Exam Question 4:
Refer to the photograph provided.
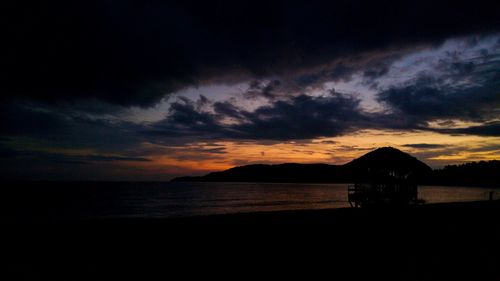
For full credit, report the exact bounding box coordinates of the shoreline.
[3,199,499,225]
[4,200,500,280]
[116,199,500,224]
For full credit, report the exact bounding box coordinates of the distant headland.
[172,147,499,187]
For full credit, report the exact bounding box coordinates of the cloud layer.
[3,0,500,106]
[1,1,500,179]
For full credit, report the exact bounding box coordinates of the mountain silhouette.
[172,147,433,183]
[343,146,432,182]
[430,160,500,186]
[345,147,431,173]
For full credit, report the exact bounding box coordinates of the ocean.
[1,181,496,222]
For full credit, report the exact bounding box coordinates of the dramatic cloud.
[402,144,448,149]
[435,122,500,137]
[0,148,150,165]
[146,90,366,140]
[0,100,146,153]
[377,81,499,131]
[378,77,499,122]
[229,93,365,139]
[3,0,500,106]
[1,1,500,179]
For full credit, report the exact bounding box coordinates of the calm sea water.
[2,182,497,221]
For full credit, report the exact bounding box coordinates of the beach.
[3,200,499,280]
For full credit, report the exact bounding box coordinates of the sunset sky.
[1,0,499,180]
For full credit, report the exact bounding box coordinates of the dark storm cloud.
[3,52,499,155]
[3,0,500,106]
[150,98,219,136]
[376,68,500,132]
[146,90,366,140]
[230,92,366,139]
[0,101,146,152]
[201,147,227,154]
[0,147,150,165]
[145,56,500,140]
[0,102,70,137]
[434,122,500,137]
[244,80,283,100]
[293,63,355,89]
[318,140,338,144]
[402,144,448,149]
[361,53,406,85]
[213,101,245,119]
[83,154,150,162]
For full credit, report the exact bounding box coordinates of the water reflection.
[4,182,497,220]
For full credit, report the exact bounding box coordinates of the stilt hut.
[348,169,418,207]
[345,147,429,208]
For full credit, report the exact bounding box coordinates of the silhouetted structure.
[346,147,425,207]
[348,171,419,208]
[347,147,431,207]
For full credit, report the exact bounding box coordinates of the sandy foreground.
[3,200,500,280]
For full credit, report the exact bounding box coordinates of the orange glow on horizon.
[137,129,500,176]
[4,130,498,178]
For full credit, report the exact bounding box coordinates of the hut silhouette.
[346,147,430,207]
[348,168,419,207]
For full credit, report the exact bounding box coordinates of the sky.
[1,0,500,180]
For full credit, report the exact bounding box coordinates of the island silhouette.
[172,146,499,186]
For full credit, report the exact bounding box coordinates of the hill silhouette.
[429,160,500,186]
[176,163,343,183]
[343,147,432,183]
[173,147,432,183]
[172,147,499,186]
[344,147,431,174]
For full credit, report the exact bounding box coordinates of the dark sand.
[3,201,500,280]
